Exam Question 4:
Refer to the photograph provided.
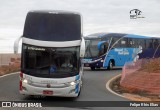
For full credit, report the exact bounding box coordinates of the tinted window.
[23,12,81,41]
[120,38,128,47]
[146,39,153,48]
[153,39,159,48]
[22,44,80,78]
[84,39,100,58]
[111,37,121,48]
[137,39,145,48]
[128,38,135,47]
[112,37,127,48]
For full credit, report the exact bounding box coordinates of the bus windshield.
[85,39,100,58]
[22,44,80,78]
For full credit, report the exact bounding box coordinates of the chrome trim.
[22,37,81,47]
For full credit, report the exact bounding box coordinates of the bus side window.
[132,38,139,48]
[120,38,127,48]
[146,39,153,48]
[138,39,145,49]
[153,39,159,48]
[112,37,120,48]
[128,38,136,48]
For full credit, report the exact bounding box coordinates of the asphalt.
[0,68,159,110]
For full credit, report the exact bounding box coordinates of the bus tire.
[96,67,101,69]
[78,87,81,97]
[75,84,81,98]
[90,67,95,70]
[108,60,114,70]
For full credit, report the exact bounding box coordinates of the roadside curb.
[106,74,160,101]
[106,74,126,99]
[0,72,19,78]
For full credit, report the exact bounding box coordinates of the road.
[0,68,158,110]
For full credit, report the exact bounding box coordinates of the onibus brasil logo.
[130,9,145,19]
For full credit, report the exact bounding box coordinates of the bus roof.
[28,10,80,15]
[84,32,159,39]
[125,34,151,39]
[84,33,127,39]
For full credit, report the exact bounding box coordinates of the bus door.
[97,41,109,67]
[97,41,108,56]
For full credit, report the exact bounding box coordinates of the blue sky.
[0,0,160,52]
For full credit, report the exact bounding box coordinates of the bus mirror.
[97,41,106,50]
[80,37,85,57]
[14,36,22,54]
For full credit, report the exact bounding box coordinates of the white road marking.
[106,74,127,99]
[0,72,19,78]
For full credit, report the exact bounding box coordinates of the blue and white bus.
[83,33,160,70]
[14,10,85,97]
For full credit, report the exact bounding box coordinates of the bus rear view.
[14,10,85,97]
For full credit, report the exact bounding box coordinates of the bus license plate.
[43,90,53,95]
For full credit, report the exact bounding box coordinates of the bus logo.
[130,9,145,19]
[50,66,56,73]
[46,84,51,88]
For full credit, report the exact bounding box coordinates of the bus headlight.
[65,80,79,86]
[23,79,28,84]
[101,60,104,62]
[70,81,76,86]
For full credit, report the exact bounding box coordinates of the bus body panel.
[103,47,142,67]
[20,73,81,97]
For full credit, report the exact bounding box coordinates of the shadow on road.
[24,95,78,101]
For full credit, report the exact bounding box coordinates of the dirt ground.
[111,77,160,101]
[114,58,160,101]
[139,58,160,73]
[0,65,20,76]
[0,53,20,76]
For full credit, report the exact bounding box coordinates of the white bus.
[14,10,85,97]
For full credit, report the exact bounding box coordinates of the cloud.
[0,0,160,51]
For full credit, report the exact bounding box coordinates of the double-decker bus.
[83,33,160,70]
[14,10,85,97]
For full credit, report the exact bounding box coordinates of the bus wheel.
[97,67,100,69]
[80,77,83,87]
[78,86,81,97]
[91,67,95,70]
[108,60,113,70]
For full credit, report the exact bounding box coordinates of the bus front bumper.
[20,82,79,97]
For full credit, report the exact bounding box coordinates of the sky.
[0,0,160,52]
